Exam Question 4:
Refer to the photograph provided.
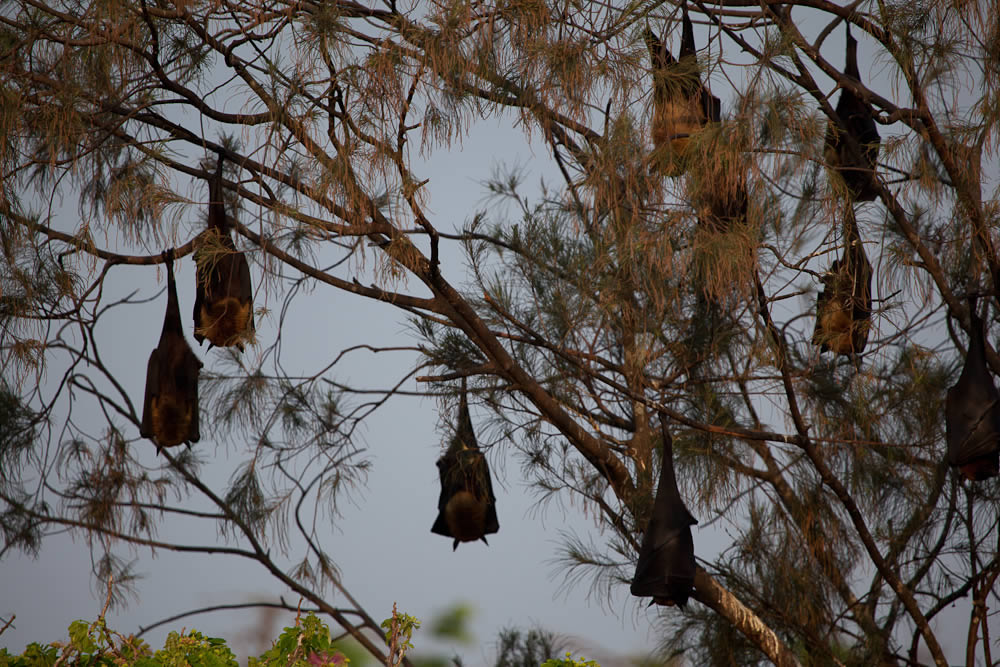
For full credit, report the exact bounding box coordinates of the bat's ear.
[451,539,459,551]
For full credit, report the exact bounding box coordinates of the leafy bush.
[540,653,599,667]
[0,611,603,667]
[0,613,346,667]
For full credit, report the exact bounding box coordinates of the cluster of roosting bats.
[136,4,1000,613]
[627,3,999,609]
[139,154,255,453]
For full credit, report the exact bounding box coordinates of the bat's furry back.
[630,422,697,607]
[644,5,719,178]
[824,28,881,201]
[140,249,202,452]
[946,306,1000,480]
[431,447,499,550]
[193,156,254,351]
[194,249,254,349]
[813,212,873,357]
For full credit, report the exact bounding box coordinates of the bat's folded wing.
[140,348,160,439]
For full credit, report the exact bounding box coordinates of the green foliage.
[146,630,237,667]
[381,606,420,666]
[250,614,348,667]
[0,614,349,667]
[0,617,152,667]
[540,652,600,667]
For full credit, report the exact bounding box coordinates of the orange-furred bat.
[824,26,881,202]
[141,249,203,453]
[193,154,254,351]
[431,380,499,550]
[645,2,720,177]
[813,206,872,356]
[631,417,697,607]
[946,299,1000,481]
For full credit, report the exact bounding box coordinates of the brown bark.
[693,568,802,667]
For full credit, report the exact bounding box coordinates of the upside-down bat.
[431,380,499,550]
[193,154,254,351]
[946,299,1000,481]
[824,25,881,202]
[644,1,721,177]
[812,206,873,356]
[140,248,203,453]
[630,417,697,607]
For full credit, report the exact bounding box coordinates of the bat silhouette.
[631,417,697,607]
[644,1,720,177]
[813,206,872,356]
[946,299,1000,481]
[141,248,203,453]
[193,154,254,351]
[824,25,881,202]
[431,380,499,550]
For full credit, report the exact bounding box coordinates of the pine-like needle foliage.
[1,0,998,665]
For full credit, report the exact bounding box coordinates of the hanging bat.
[431,379,499,550]
[824,25,881,202]
[193,153,254,351]
[644,1,721,177]
[631,417,697,607]
[141,248,203,453]
[946,299,1000,481]
[812,206,873,356]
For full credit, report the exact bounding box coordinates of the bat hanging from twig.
[824,24,881,202]
[946,297,1000,481]
[813,205,873,357]
[630,416,697,607]
[141,248,203,453]
[431,378,500,550]
[193,153,255,352]
[644,0,720,178]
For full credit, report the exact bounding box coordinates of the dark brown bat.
[645,1,720,177]
[141,248,203,453]
[631,418,697,607]
[946,299,1000,481]
[193,154,254,351]
[824,25,881,202]
[813,206,873,356]
[431,380,499,550]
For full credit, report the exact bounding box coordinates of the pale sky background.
[0,116,687,665]
[1,5,996,666]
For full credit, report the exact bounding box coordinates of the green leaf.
[67,620,98,654]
